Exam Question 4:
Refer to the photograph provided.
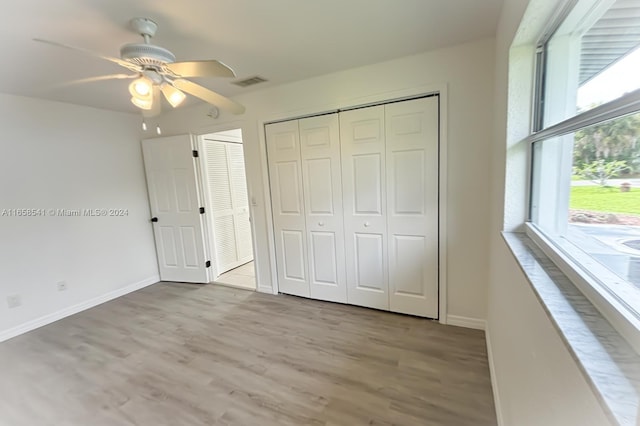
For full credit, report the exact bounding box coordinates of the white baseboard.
[0,275,160,343]
[257,285,274,294]
[485,326,505,426]
[446,314,487,330]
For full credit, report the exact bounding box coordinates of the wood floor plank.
[0,283,497,425]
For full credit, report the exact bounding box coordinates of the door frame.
[193,120,259,287]
[257,83,450,323]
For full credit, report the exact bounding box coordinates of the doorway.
[199,129,256,290]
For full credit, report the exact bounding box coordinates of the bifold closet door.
[299,114,347,303]
[266,121,309,297]
[339,105,389,310]
[267,97,439,317]
[386,97,439,318]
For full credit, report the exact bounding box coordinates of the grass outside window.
[570,186,640,216]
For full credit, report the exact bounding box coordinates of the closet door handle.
[364,222,370,227]
[318,222,325,227]
[151,217,158,223]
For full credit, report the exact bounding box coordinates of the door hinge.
[199,207,205,214]
[192,150,199,158]
[206,260,211,268]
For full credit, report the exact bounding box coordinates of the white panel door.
[386,97,439,318]
[266,121,309,297]
[142,135,209,283]
[339,106,388,310]
[201,140,254,276]
[299,114,347,303]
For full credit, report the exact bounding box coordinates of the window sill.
[502,231,640,426]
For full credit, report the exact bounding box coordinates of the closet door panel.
[306,158,333,214]
[281,230,306,281]
[386,96,439,318]
[266,121,309,297]
[354,232,385,291]
[228,143,253,264]
[309,231,338,284]
[353,153,383,215]
[340,106,388,310]
[299,114,347,303]
[275,162,303,214]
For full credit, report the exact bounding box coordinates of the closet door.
[227,143,254,265]
[203,141,238,275]
[386,96,439,318]
[266,121,309,297]
[339,106,389,310]
[299,114,347,303]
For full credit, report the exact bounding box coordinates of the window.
[529,0,640,350]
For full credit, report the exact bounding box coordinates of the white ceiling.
[0,0,503,114]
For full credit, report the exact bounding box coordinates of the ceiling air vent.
[232,76,268,88]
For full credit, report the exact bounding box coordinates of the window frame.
[526,0,640,353]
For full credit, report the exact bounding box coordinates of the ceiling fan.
[34,17,245,117]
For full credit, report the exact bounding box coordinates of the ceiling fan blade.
[143,86,162,118]
[33,38,142,73]
[173,79,245,115]
[53,74,137,88]
[165,60,236,78]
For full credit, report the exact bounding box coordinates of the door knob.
[364,222,370,227]
[318,222,325,227]
[151,217,158,223]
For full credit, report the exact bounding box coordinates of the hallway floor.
[213,261,255,290]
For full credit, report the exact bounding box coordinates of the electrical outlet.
[57,281,68,292]
[6,294,21,308]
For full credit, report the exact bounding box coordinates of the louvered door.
[201,140,253,276]
[227,143,254,265]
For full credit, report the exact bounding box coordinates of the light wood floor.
[0,283,497,426]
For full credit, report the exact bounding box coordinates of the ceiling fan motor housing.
[120,43,176,67]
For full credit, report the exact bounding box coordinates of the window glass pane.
[543,0,640,127]
[531,112,640,304]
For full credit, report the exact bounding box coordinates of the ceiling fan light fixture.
[130,96,153,110]
[35,17,245,116]
[161,83,186,108]
[129,77,153,99]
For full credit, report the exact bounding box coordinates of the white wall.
[0,93,159,340]
[487,0,613,424]
[156,37,496,323]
